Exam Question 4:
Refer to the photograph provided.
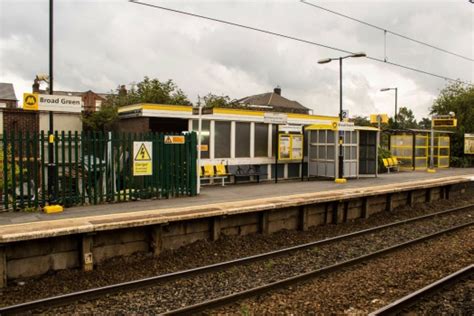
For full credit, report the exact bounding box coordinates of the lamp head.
[351,52,366,58]
[318,58,332,64]
[380,88,391,92]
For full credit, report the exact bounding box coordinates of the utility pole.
[48,0,55,204]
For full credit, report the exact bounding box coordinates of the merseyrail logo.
[23,93,39,111]
[133,141,153,176]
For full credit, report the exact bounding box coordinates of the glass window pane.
[236,122,250,157]
[255,123,268,157]
[318,145,326,159]
[351,146,357,159]
[215,121,231,158]
[327,146,335,159]
[318,130,326,143]
[327,131,335,143]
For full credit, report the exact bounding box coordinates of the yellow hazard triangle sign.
[135,143,151,161]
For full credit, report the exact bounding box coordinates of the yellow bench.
[200,164,232,186]
[382,157,401,173]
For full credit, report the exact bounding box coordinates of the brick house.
[0,83,18,109]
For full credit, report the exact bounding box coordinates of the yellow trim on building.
[118,103,339,122]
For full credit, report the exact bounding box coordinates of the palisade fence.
[0,131,197,211]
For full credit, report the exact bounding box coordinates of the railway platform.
[0,168,473,287]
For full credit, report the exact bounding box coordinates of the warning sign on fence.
[164,135,185,144]
[133,141,153,176]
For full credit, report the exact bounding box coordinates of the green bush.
[378,146,392,173]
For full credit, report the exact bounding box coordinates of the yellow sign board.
[133,141,153,176]
[433,118,457,128]
[278,134,304,160]
[23,93,39,111]
[198,144,209,152]
[465,134,474,154]
[164,135,185,144]
[370,114,388,124]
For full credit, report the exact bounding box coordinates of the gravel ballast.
[39,206,473,314]
[406,274,473,315]
[215,227,473,315]
[1,198,473,310]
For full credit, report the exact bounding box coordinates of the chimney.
[273,86,281,95]
[118,85,127,97]
[32,78,40,93]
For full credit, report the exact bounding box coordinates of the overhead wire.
[129,0,472,86]
[301,0,474,62]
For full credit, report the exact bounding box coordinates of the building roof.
[37,89,110,100]
[0,83,17,101]
[236,89,310,114]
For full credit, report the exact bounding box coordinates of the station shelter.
[306,123,379,179]
[386,129,452,170]
[117,104,339,181]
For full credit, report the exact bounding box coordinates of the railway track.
[369,264,473,316]
[0,204,473,315]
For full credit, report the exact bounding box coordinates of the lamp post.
[318,52,366,183]
[380,87,398,123]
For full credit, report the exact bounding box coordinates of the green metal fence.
[1,131,197,210]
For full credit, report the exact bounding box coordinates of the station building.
[118,88,379,181]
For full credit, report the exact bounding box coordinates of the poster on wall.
[278,134,291,160]
[291,135,303,160]
[464,134,474,154]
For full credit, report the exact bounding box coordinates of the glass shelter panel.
[215,121,231,158]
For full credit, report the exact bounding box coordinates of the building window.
[254,123,268,157]
[235,122,250,157]
[215,121,231,158]
[95,100,102,110]
[192,120,210,159]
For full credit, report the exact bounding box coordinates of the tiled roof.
[0,83,17,101]
[237,91,309,114]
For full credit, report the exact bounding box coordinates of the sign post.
[264,113,288,183]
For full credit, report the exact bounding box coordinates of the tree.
[431,81,474,159]
[389,106,418,129]
[81,77,192,131]
[198,93,235,108]
[350,115,371,126]
[81,101,118,132]
[418,117,431,130]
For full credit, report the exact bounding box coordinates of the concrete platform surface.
[1,168,473,243]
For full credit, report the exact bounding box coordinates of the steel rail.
[0,204,472,315]
[369,264,474,316]
[163,222,473,315]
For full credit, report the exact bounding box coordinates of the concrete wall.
[1,181,472,285]
[39,112,82,133]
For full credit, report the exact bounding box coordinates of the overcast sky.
[1,0,473,119]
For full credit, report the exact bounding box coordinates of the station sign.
[279,124,302,133]
[432,118,457,128]
[133,141,153,176]
[23,93,82,113]
[464,134,474,154]
[264,112,288,125]
[370,114,389,124]
[164,135,185,144]
[337,121,355,131]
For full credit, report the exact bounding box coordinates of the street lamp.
[318,52,366,183]
[380,87,398,123]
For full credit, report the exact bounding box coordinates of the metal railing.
[1,131,197,210]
